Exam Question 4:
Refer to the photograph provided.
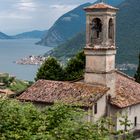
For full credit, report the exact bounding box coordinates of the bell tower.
[84,2,118,97]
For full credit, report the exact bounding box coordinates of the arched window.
[108,18,114,39]
[91,18,102,39]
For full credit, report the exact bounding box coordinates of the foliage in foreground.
[0,99,134,140]
[35,51,85,81]
[134,53,140,83]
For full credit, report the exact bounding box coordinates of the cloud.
[50,4,77,11]
[0,0,96,34]
[15,0,36,11]
[61,17,72,21]
[0,11,31,19]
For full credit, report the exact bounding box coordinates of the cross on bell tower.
[84,3,118,97]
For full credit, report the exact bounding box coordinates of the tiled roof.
[111,71,140,108]
[17,80,108,107]
[17,70,140,108]
[84,3,118,11]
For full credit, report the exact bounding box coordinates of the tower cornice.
[84,3,118,12]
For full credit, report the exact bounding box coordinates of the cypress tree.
[134,53,140,83]
[35,57,65,81]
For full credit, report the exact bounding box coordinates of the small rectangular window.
[134,116,137,127]
[94,103,97,114]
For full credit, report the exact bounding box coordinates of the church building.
[18,2,140,132]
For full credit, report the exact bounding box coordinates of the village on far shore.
[15,55,137,72]
[14,55,48,65]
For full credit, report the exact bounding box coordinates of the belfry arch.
[90,18,102,45]
[108,18,114,40]
[92,18,102,38]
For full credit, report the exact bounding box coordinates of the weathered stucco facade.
[84,3,118,98]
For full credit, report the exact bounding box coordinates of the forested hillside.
[45,32,85,62]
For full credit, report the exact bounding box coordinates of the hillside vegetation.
[0,73,29,95]
[44,32,85,62]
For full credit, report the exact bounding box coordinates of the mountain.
[0,30,47,40]
[13,30,47,39]
[107,0,125,5]
[45,0,140,76]
[44,32,85,62]
[116,0,140,65]
[37,0,124,47]
[37,3,90,47]
[0,32,12,39]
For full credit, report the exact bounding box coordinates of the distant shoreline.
[14,55,47,65]
[15,55,137,73]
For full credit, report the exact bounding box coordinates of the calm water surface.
[0,39,51,81]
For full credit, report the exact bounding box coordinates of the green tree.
[0,99,134,140]
[0,99,106,140]
[35,57,65,81]
[134,53,140,83]
[35,51,85,81]
[65,51,85,80]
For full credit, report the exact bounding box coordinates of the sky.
[0,0,96,35]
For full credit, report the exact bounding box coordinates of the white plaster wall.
[116,104,140,131]
[91,95,107,122]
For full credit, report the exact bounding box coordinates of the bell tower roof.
[84,2,118,12]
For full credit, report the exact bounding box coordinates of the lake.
[0,39,51,81]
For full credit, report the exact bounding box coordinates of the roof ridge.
[116,70,135,81]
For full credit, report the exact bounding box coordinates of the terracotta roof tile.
[110,71,140,108]
[17,80,108,107]
[17,70,140,108]
[84,3,118,11]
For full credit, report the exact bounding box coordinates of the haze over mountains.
[0,30,47,39]
[12,30,47,39]
[0,32,12,39]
